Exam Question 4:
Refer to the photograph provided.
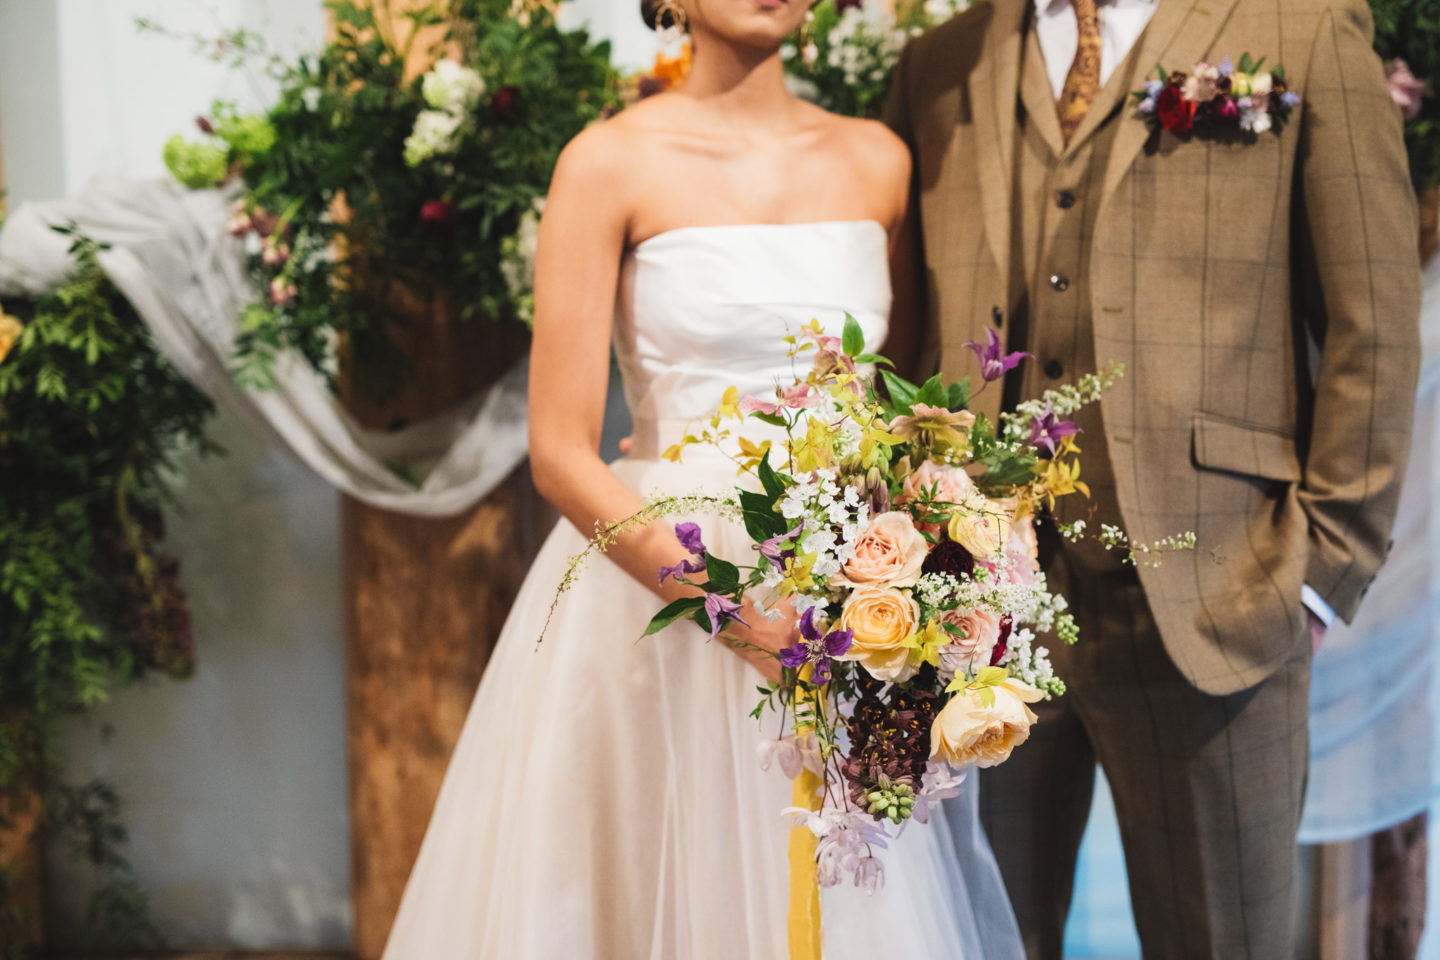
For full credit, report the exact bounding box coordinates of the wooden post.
[338,267,549,959]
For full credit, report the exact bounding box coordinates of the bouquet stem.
[787,680,824,960]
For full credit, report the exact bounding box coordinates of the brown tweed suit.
[886,0,1422,956]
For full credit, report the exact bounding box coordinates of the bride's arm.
[527,130,794,677]
[528,129,692,605]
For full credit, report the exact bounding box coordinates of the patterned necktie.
[1057,0,1103,143]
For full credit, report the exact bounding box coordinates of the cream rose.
[834,511,928,588]
[838,587,920,682]
[937,607,1002,675]
[947,498,1014,558]
[930,678,1044,768]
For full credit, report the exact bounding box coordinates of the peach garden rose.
[838,587,920,682]
[834,511,928,588]
[937,607,1003,675]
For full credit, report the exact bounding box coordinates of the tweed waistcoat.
[1007,17,1147,572]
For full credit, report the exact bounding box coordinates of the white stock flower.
[422,59,486,114]
[403,109,463,166]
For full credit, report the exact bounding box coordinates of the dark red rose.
[1155,84,1196,135]
[420,199,457,233]
[490,85,521,123]
[195,115,214,135]
[921,539,975,581]
[989,616,1013,667]
[836,0,863,10]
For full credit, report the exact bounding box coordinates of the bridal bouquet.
[624,319,1149,892]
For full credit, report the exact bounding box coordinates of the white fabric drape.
[0,175,529,517]
[1299,254,1440,843]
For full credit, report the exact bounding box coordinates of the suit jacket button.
[1049,273,1070,292]
[1056,190,1076,209]
[1044,360,1064,379]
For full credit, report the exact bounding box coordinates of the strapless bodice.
[614,220,891,451]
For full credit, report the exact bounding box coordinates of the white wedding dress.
[381,220,1024,959]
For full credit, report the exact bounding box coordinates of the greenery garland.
[160,0,618,387]
[0,229,215,949]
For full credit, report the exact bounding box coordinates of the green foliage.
[163,0,619,385]
[0,228,214,787]
[161,134,227,189]
[0,231,213,947]
[1369,0,1440,188]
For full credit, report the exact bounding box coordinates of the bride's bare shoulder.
[809,109,910,199]
[552,98,680,188]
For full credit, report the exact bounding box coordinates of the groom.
[886,0,1422,956]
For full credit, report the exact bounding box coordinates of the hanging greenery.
[158,0,619,387]
[1369,0,1440,189]
[0,228,216,947]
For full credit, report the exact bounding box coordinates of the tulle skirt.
[381,451,1024,959]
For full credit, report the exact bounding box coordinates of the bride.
[381,0,1024,956]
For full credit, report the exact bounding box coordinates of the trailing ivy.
[0,229,215,948]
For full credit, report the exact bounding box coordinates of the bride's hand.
[721,600,798,685]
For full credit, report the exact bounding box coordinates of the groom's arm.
[1293,0,1422,624]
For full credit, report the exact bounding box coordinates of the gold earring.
[799,7,817,63]
[655,0,688,47]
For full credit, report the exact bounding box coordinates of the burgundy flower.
[989,616,1013,667]
[420,199,457,233]
[490,85,521,123]
[921,539,975,581]
[195,115,214,135]
[836,0,863,10]
[1210,96,1240,125]
[1156,84,1196,135]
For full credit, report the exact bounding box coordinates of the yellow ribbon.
[786,675,824,960]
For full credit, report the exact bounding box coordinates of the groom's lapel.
[1099,0,1242,203]
[967,0,1028,296]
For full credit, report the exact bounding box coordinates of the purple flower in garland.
[779,607,854,684]
[963,329,1032,383]
[675,522,706,556]
[759,523,804,571]
[703,593,748,639]
[1029,406,1081,455]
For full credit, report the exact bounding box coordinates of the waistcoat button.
[1049,273,1069,292]
[1044,360,1064,379]
[1056,190,1076,209]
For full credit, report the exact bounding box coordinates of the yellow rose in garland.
[0,310,23,365]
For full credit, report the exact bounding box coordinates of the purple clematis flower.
[779,607,854,684]
[658,556,704,587]
[675,522,706,556]
[1029,406,1081,455]
[759,524,804,571]
[963,329,1032,383]
[703,593,748,639]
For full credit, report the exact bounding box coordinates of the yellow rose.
[1230,72,1252,97]
[0,311,23,365]
[839,587,919,682]
[947,497,1014,558]
[930,678,1044,768]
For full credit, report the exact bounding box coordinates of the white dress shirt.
[1032,0,1159,99]
[1031,0,1338,628]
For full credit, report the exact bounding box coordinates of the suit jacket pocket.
[1191,412,1303,483]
